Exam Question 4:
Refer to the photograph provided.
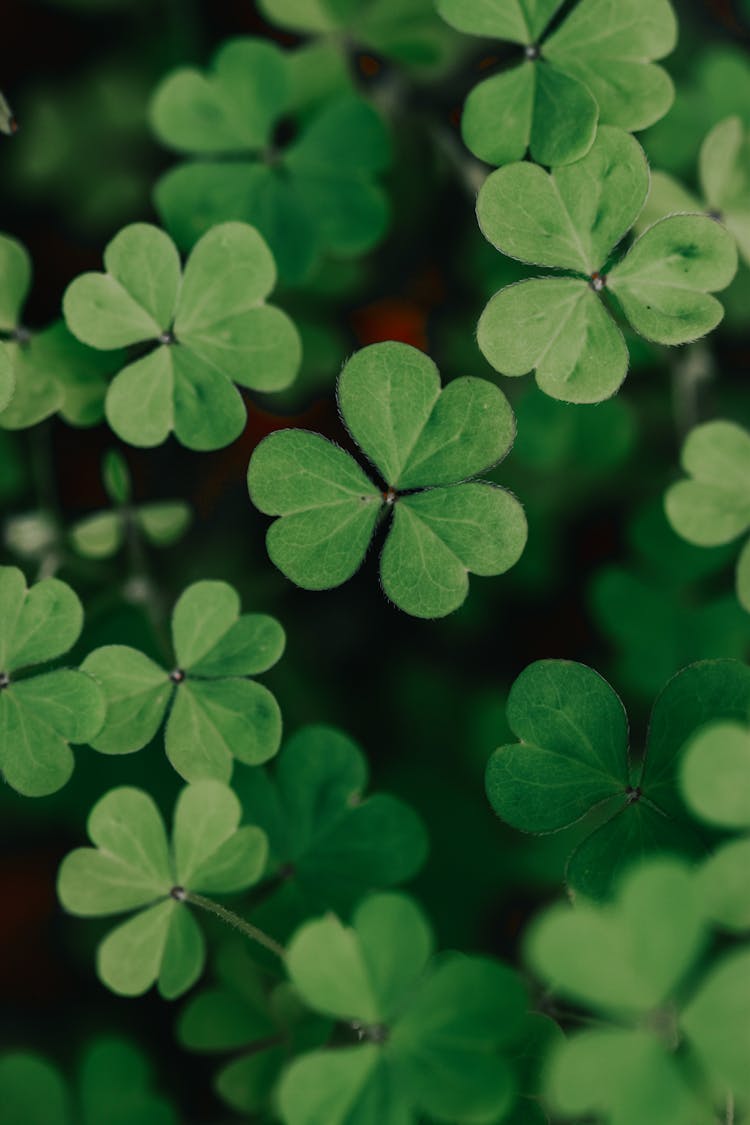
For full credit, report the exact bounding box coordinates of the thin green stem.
[726,1092,735,1125]
[181,890,286,960]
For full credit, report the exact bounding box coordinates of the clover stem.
[726,1092,735,1124]
[181,889,286,960]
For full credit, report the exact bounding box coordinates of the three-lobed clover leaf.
[233,724,429,917]
[638,116,750,266]
[57,780,268,998]
[680,719,750,932]
[0,565,105,797]
[665,419,750,614]
[149,38,391,285]
[247,341,527,618]
[0,232,118,429]
[526,858,740,1123]
[81,579,284,781]
[177,939,330,1116]
[476,127,738,403]
[438,0,677,167]
[63,221,301,451]
[279,892,528,1125]
[70,450,191,559]
[257,0,457,75]
[0,1038,177,1125]
[485,657,750,899]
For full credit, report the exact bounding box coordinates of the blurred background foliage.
[1,0,749,1120]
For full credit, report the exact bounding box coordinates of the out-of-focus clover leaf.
[438,0,676,167]
[57,780,268,997]
[666,421,750,614]
[0,565,105,797]
[0,1038,177,1125]
[177,939,330,1116]
[81,579,284,781]
[247,341,527,618]
[70,451,191,559]
[0,233,118,428]
[150,38,391,285]
[258,0,458,76]
[63,222,300,451]
[279,892,528,1124]
[233,724,428,916]
[526,858,734,1124]
[476,128,738,403]
[681,720,750,932]
[0,89,16,135]
[513,386,637,474]
[486,658,750,898]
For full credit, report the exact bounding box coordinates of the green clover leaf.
[257,0,457,75]
[665,419,750,614]
[279,892,528,1125]
[639,116,750,268]
[63,221,301,451]
[486,658,750,898]
[0,233,117,429]
[57,780,268,997]
[476,127,738,402]
[680,720,750,932]
[0,565,105,797]
[177,939,330,1116]
[233,724,429,917]
[247,341,527,618]
[149,38,391,284]
[527,858,721,1124]
[438,0,676,167]
[0,1039,177,1125]
[81,579,284,781]
[70,451,191,559]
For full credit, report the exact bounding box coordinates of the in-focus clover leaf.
[438,0,676,167]
[0,233,118,428]
[177,939,330,1116]
[680,720,750,932]
[485,658,750,898]
[476,128,738,402]
[57,780,268,997]
[526,858,726,1124]
[233,724,428,917]
[665,420,750,614]
[81,579,284,781]
[247,341,527,618]
[0,1038,178,1125]
[257,0,458,75]
[70,451,191,559]
[0,565,104,796]
[279,892,528,1125]
[63,222,301,450]
[150,38,391,284]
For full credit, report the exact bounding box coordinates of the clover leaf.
[0,89,15,135]
[526,858,731,1124]
[476,127,738,403]
[680,720,750,932]
[81,579,284,781]
[247,341,527,618]
[0,565,105,797]
[665,420,750,614]
[0,233,117,429]
[278,892,528,1125]
[177,939,330,1116]
[57,780,268,997]
[438,0,676,167]
[233,724,429,917]
[486,658,750,898]
[63,222,301,451]
[70,451,191,559]
[0,1039,177,1125]
[257,0,457,75]
[149,38,391,284]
